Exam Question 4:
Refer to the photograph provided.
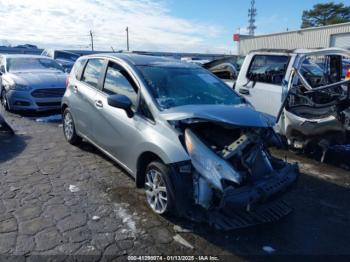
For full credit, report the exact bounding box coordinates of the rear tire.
[63,108,82,145]
[144,161,176,215]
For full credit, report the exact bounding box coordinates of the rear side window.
[81,59,104,88]
[73,59,86,80]
[247,55,289,85]
[103,62,138,107]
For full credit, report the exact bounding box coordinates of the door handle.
[95,100,103,108]
[72,85,78,92]
[239,88,250,95]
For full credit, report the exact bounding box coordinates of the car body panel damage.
[161,104,275,128]
[169,118,299,230]
[276,48,350,152]
[203,56,245,83]
[232,48,350,153]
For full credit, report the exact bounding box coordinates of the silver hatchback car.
[62,53,299,229]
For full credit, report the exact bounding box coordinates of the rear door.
[71,58,105,139]
[237,54,290,117]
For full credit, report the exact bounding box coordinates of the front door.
[92,60,140,167]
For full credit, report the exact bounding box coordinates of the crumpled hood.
[6,71,67,88]
[160,104,276,128]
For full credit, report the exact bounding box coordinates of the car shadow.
[0,132,28,164]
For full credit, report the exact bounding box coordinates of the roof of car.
[85,53,199,68]
[1,54,51,59]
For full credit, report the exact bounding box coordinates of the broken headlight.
[184,129,242,191]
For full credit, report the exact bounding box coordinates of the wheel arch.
[136,151,164,188]
[61,103,69,114]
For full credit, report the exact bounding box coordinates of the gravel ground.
[1,109,350,261]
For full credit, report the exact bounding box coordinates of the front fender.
[131,141,190,174]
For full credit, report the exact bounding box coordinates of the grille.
[31,88,65,98]
[36,102,61,107]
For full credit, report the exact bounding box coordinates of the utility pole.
[126,27,130,51]
[247,0,257,36]
[89,30,94,51]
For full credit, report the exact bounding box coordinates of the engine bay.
[180,121,296,210]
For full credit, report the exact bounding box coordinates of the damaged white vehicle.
[62,54,299,230]
[234,48,350,156]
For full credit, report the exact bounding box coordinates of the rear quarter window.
[81,59,104,88]
[72,58,87,80]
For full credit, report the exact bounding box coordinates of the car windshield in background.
[301,61,324,77]
[7,58,64,72]
[55,52,79,61]
[138,66,242,110]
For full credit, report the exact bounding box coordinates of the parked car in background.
[234,48,350,157]
[41,49,80,72]
[62,53,299,229]
[0,54,67,112]
[180,57,211,65]
[203,56,245,87]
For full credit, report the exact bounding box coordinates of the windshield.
[138,66,242,110]
[55,51,79,61]
[7,57,64,73]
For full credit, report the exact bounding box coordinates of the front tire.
[145,161,176,215]
[1,88,10,111]
[63,108,82,145]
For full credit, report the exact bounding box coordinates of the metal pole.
[126,27,130,51]
[89,30,94,51]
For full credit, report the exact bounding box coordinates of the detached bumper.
[167,161,299,230]
[205,163,299,230]
[221,163,299,210]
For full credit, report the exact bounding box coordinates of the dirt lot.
[1,109,350,261]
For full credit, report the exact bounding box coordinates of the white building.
[239,22,350,55]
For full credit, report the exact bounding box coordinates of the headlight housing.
[9,83,32,91]
[185,129,242,191]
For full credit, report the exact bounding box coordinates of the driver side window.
[103,61,138,108]
[247,55,289,85]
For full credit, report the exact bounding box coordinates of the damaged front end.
[277,48,350,152]
[165,109,299,229]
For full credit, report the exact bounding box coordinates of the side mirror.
[247,73,257,88]
[107,94,134,118]
[0,65,5,74]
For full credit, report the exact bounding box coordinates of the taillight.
[346,69,350,80]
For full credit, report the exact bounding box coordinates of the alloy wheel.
[145,168,168,214]
[63,111,74,140]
